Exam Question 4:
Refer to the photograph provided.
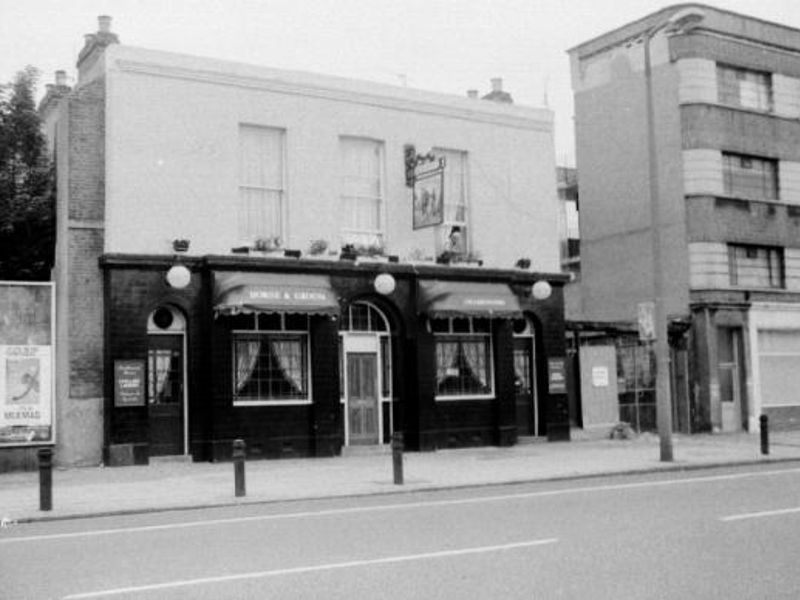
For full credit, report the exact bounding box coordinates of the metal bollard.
[760,414,769,456]
[37,447,53,511]
[233,439,246,497]
[391,431,404,485]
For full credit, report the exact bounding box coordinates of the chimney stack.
[98,15,112,33]
[481,77,513,104]
[55,70,67,87]
[467,89,479,99]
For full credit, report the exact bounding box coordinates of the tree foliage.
[0,66,55,281]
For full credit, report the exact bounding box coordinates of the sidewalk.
[2,431,800,524]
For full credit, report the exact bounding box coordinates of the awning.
[417,280,523,319]
[214,272,340,317]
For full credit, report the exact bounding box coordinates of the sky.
[1,0,798,165]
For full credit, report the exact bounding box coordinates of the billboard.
[0,282,55,446]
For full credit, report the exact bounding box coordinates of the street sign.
[638,301,656,342]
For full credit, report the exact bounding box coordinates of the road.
[2,463,800,599]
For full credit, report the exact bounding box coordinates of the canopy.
[213,272,340,317]
[417,279,523,319]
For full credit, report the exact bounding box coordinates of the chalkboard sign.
[114,360,145,407]
[547,357,567,394]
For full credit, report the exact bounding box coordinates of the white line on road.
[4,466,800,545]
[61,538,558,599]
[721,506,800,522]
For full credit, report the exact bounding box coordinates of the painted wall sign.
[114,360,146,407]
[547,357,567,394]
[0,282,55,446]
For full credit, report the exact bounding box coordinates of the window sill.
[234,399,312,407]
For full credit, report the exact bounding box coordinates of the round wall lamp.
[532,280,552,300]
[374,272,396,295]
[165,264,191,289]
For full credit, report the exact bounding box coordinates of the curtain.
[462,341,487,387]
[269,339,304,394]
[235,340,261,394]
[436,341,459,385]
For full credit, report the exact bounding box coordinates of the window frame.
[237,124,286,244]
[728,243,785,290]
[433,147,469,256]
[339,136,386,249]
[716,63,773,113]
[432,317,494,401]
[721,152,778,202]
[231,314,311,406]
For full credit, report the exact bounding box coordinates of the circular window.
[152,307,174,330]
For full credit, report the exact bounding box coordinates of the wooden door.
[147,334,184,456]
[347,353,379,445]
[513,338,536,436]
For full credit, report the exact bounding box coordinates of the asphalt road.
[2,463,800,599]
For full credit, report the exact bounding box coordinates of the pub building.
[39,17,570,468]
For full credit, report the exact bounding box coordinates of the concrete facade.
[569,4,800,433]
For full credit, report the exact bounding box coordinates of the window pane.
[233,334,308,401]
[716,65,772,112]
[729,245,784,288]
[723,153,777,200]
[238,126,284,241]
[381,336,391,397]
[341,138,383,246]
[435,336,492,397]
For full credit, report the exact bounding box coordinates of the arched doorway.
[147,305,187,456]
[513,317,539,437]
[339,301,393,446]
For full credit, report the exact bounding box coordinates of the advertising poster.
[0,283,54,446]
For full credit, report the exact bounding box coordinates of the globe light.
[165,264,191,289]
[374,273,396,295]
[532,280,552,300]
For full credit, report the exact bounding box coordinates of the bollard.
[391,431,404,485]
[233,439,246,497]
[760,414,769,456]
[37,447,53,511]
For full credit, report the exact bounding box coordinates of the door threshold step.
[341,445,391,457]
[150,454,193,464]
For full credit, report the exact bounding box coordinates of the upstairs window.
[722,153,777,201]
[728,244,784,289]
[238,125,285,244]
[340,137,384,250]
[434,148,469,256]
[717,64,772,112]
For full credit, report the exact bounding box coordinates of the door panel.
[513,338,535,436]
[718,327,743,432]
[148,334,184,455]
[347,353,379,445]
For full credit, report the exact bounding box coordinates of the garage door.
[758,330,800,408]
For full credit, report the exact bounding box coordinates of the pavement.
[2,430,800,524]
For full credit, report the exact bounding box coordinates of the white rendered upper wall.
[99,44,560,271]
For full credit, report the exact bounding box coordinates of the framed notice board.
[114,360,145,407]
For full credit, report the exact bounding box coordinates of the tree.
[0,66,55,281]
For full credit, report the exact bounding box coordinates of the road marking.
[721,506,800,522]
[61,538,558,598]
[4,466,800,545]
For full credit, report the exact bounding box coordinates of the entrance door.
[718,327,744,432]
[147,334,185,455]
[347,353,379,445]
[513,337,536,436]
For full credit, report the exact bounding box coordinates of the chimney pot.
[491,77,503,92]
[467,89,479,99]
[55,70,67,86]
[98,15,112,33]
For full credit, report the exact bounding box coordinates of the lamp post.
[643,8,705,462]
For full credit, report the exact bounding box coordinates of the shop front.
[102,255,568,466]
